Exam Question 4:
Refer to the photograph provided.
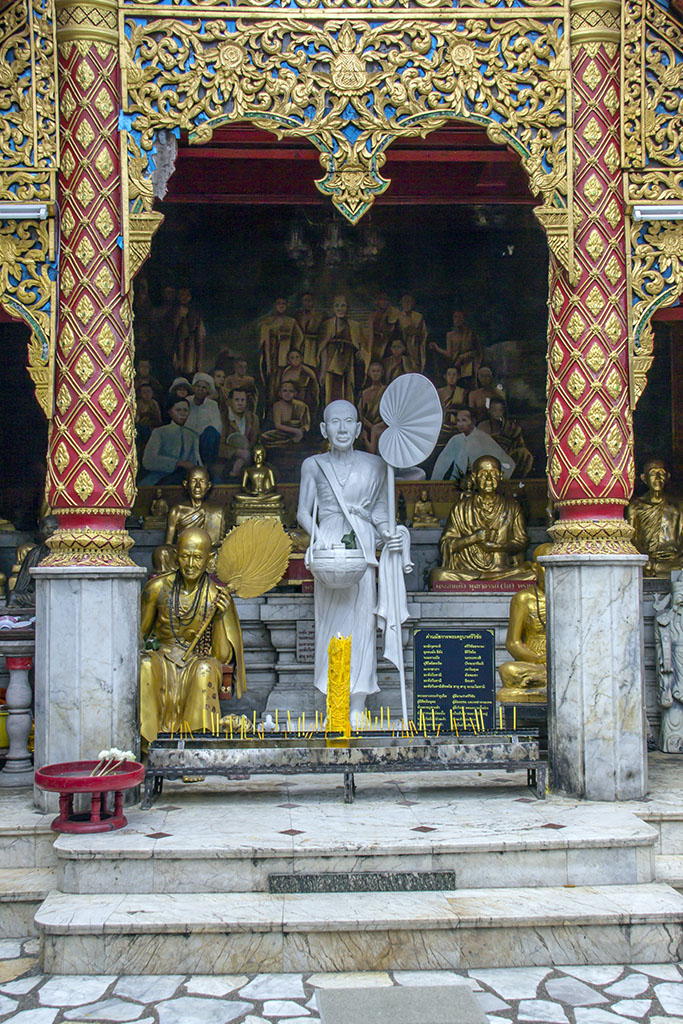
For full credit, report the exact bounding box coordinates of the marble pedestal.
[32,565,146,812]
[542,553,648,801]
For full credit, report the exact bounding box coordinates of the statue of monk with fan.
[140,520,291,744]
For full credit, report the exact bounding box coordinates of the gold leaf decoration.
[606,367,622,398]
[567,423,587,455]
[603,86,618,115]
[75,237,94,264]
[74,411,95,442]
[586,454,607,486]
[583,175,604,206]
[56,383,72,415]
[567,312,585,341]
[585,343,606,373]
[59,324,75,356]
[604,144,619,173]
[98,322,116,356]
[586,398,607,430]
[584,118,602,148]
[95,266,114,296]
[605,312,621,343]
[586,230,605,261]
[606,424,622,457]
[583,61,601,91]
[54,442,69,474]
[567,369,586,399]
[75,295,94,325]
[61,207,75,236]
[123,473,135,503]
[94,89,114,118]
[75,62,95,90]
[604,254,621,286]
[101,440,119,476]
[550,400,563,429]
[61,268,76,299]
[585,287,605,316]
[75,120,95,149]
[550,454,562,484]
[95,208,114,237]
[74,469,94,501]
[74,352,95,383]
[549,344,563,372]
[95,150,114,178]
[122,416,134,443]
[605,198,620,229]
[75,178,95,207]
[98,384,118,415]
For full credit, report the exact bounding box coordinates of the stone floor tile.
[114,975,184,1003]
[2,1011,58,1024]
[0,975,41,995]
[393,971,475,989]
[306,973,393,990]
[279,1018,319,1023]
[604,976,650,998]
[517,999,569,1023]
[0,957,36,983]
[544,977,608,1006]
[63,998,144,1021]
[242,1017,269,1024]
[185,976,248,997]
[655,984,683,1016]
[474,992,509,1013]
[633,965,682,981]
[574,1008,636,1024]
[560,967,624,986]
[240,976,306,1000]
[0,940,23,959]
[156,996,254,1024]
[0,993,18,1017]
[262,999,311,1017]
[609,999,651,1018]
[305,996,318,1012]
[468,969,552,1001]
[22,940,39,956]
[650,1017,683,1024]
[39,975,116,1006]
[487,1017,514,1024]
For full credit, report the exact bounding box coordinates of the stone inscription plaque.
[296,620,315,664]
[414,628,495,732]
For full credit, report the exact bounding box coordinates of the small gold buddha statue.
[497,543,552,704]
[0,518,16,533]
[626,459,683,577]
[412,488,439,528]
[144,488,169,529]
[152,466,226,574]
[233,443,284,525]
[429,455,534,585]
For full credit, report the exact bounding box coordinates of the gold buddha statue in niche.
[140,526,246,744]
[626,459,683,577]
[429,455,534,585]
[152,466,226,574]
[497,543,552,704]
[144,488,169,529]
[412,488,439,528]
[233,442,284,525]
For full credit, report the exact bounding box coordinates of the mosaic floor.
[0,939,681,1024]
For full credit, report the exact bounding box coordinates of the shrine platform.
[1,755,683,974]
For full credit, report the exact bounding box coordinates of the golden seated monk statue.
[497,543,552,704]
[152,466,226,573]
[429,455,534,585]
[626,459,683,577]
[412,488,439,528]
[140,527,246,744]
[144,488,169,529]
[233,442,284,525]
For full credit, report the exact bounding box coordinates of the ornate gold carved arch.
[120,2,574,287]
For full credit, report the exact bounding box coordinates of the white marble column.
[32,565,146,811]
[542,553,648,801]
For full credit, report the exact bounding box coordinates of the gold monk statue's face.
[643,460,668,495]
[177,532,211,586]
[473,457,502,497]
[185,468,211,502]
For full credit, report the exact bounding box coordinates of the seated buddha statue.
[152,466,226,574]
[429,455,534,585]
[626,459,683,577]
[497,543,552,704]
[233,442,284,525]
[412,488,439,528]
[144,488,169,529]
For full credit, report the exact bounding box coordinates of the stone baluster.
[0,648,35,787]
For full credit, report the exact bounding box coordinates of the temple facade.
[2,0,683,800]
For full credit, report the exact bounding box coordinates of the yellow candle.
[275,709,279,729]
[327,634,352,737]
[302,712,306,733]
[462,707,466,729]
[431,709,436,731]
[499,706,503,730]
[287,710,292,731]
[513,706,517,730]
[229,718,233,739]
[380,706,384,730]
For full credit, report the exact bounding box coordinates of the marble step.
[656,854,683,891]
[0,867,56,937]
[54,806,657,894]
[36,882,683,975]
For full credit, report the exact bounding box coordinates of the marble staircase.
[28,767,683,974]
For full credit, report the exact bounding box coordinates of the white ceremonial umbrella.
[378,374,443,723]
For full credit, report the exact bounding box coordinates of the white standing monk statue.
[298,381,442,725]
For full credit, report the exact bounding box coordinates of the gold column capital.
[570,0,621,47]
[55,0,117,46]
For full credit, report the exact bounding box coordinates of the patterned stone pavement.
[0,939,681,1024]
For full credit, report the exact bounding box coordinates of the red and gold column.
[546,0,635,553]
[46,0,136,565]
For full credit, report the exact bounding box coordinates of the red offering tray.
[35,760,145,834]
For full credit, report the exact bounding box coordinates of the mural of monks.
[259,297,304,404]
[395,293,427,372]
[318,294,368,405]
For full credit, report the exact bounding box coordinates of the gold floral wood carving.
[123,12,570,227]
